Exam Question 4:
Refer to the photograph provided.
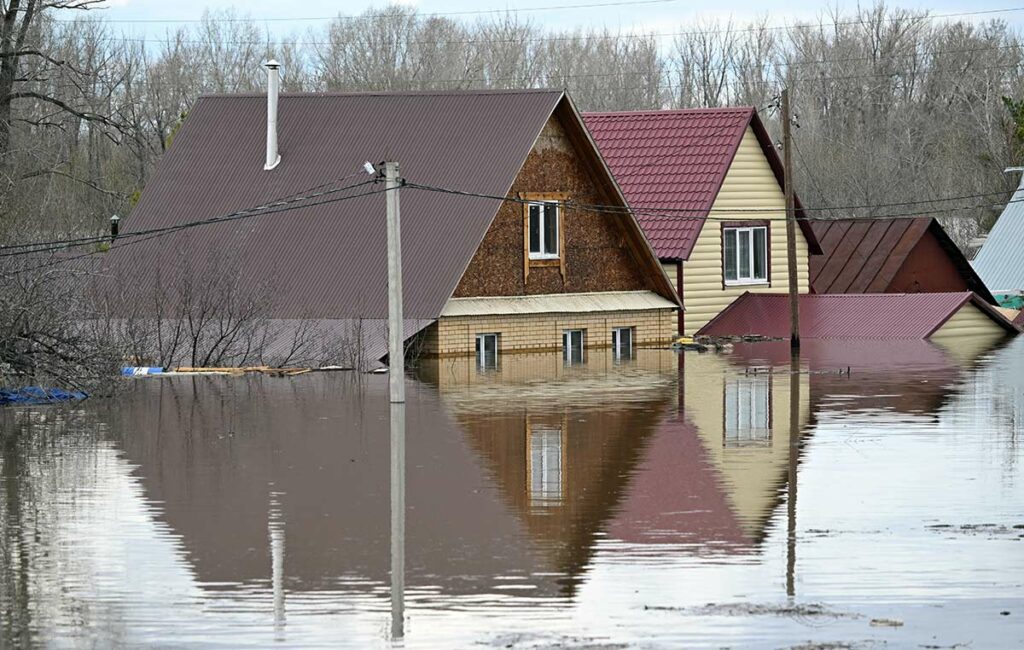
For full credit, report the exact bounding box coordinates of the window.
[475,333,499,370]
[724,226,768,285]
[563,329,585,366]
[528,202,559,259]
[528,424,563,506]
[724,376,771,447]
[612,327,634,362]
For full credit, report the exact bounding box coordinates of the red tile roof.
[809,217,997,304]
[696,292,1020,339]
[584,107,819,261]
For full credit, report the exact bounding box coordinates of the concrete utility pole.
[781,89,801,349]
[384,161,405,403]
[385,161,406,637]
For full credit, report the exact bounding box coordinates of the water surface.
[2,340,1023,648]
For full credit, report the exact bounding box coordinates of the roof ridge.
[584,106,754,118]
[198,88,565,99]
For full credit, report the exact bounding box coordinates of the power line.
[57,0,681,24]
[3,171,1018,274]
[402,180,1016,221]
[0,175,379,258]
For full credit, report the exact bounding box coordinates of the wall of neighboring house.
[889,230,970,294]
[419,308,674,357]
[680,126,810,336]
[681,352,810,539]
[931,302,1007,341]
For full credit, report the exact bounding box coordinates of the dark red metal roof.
[809,217,996,303]
[584,107,819,261]
[106,90,565,348]
[696,292,1020,339]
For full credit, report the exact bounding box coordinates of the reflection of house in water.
[607,350,810,549]
[108,339,992,609]
[425,348,810,586]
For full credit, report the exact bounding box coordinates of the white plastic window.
[528,202,559,259]
[724,226,768,285]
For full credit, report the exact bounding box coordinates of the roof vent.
[264,59,281,171]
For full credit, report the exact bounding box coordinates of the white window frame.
[528,201,560,260]
[562,328,585,366]
[611,326,634,362]
[723,225,769,286]
[724,376,771,447]
[475,332,499,370]
[528,424,564,506]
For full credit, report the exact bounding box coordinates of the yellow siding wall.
[661,261,681,292]
[931,302,1004,340]
[681,126,810,335]
[420,309,676,357]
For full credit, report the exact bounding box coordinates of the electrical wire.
[402,180,1019,221]
[1,183,393,276]
[0,176,380,258]
[56,0,682,23]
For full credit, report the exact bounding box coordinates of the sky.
[85,0,1024,39]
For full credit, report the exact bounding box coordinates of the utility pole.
[384,161,405,403]
[385,161,406,638]
[781,88,801,349]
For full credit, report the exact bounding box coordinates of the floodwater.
[2,338,1023,649]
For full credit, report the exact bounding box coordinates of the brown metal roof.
[809,217,996,303]
[696,292,1020,339]
[107,89,565,334]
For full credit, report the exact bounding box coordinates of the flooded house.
[973,168,1024,310]
[809,217,996,303]
[584,107,822,336]
[696,292,1020,354]
[109,67,678,369]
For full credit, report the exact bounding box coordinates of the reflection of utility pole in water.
[269,490,286,637]
[390,403,406,640]
[786,352,801,597]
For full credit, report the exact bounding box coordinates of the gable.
[809,218,996,303]
[453,104,677,302]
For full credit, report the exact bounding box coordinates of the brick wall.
[420,308,676,357]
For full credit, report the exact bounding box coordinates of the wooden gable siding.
[453,113,654,298]
[680,126,810,336]
[889,229,970,294]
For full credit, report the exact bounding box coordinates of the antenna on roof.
[264,59,282,171]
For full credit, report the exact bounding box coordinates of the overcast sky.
[89,0,1024,37]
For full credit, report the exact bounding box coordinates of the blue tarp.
[0,387,89,406]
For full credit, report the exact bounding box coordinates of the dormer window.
[528,201,559,259]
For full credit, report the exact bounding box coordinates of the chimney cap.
[264,59,281,69]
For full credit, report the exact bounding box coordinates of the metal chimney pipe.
[264,59,281,171]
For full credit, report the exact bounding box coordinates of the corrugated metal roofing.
[106,89,565,356]
[974,178,1024,293]
[696,292,1018,339]
[809,217,996,303]
[583,107,819,261]
[440,290,677,317]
